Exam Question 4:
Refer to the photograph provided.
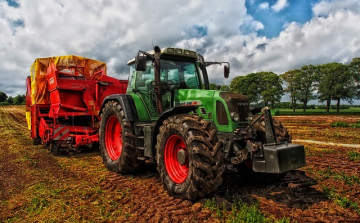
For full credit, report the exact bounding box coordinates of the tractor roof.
[127,47,198,65]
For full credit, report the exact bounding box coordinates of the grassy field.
[273,107,360,116]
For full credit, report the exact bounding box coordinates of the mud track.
[1,107,359,222]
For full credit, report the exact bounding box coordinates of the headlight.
[247,112,253,124]
[230,112,240,122]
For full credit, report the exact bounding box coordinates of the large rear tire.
[99,100,144,173]
[156,114,224,201]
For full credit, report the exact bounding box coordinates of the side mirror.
[224,66,230,78]
[135,55,147,71]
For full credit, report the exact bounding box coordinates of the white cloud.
[226,7,360,78]
[0,0,360,95]
[247,0,255,6]
[0,0,253,95]
[259,2,269,10]
[271,0,288,12]
[312,0,360,16]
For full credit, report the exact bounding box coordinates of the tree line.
[216,57,360,113]
[0,92,26,105]
[1,57,359,111]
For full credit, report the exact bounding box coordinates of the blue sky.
[245,0,318,38]
[5,0,17,7]
[0,0,359,104]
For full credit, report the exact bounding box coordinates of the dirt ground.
[0,106,359,222]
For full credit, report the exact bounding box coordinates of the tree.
[0,91,7,102]
[317,64,336,112]
[281,69,302,112]
[298,65,318,112]
[230,73,261,103]
[13,94,26,105]
[209,83,218,90]
[331,64,357,112]
[220,85,230,91]
[7,96,13,104]
[209,83,229,91]
[349,57,360,99]
[317,63,357,113]
[258,72,283,108]
[230,72,283,108]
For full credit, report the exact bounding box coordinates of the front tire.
[99,100,144,173]
[156,114,224,201]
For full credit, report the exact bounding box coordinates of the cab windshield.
[133,59,203,90]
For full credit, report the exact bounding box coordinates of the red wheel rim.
[105,116,122,160]
[164,135,189,184]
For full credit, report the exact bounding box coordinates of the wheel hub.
[177,149,188,166]
[105,115,122,161]
[164,135,189,184]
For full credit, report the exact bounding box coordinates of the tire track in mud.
[99,171,213,222]
[0,106,212,222]
[220,169,360,222]
[0,106,27,137]
[0,106,33,201]
[0,106,81,202]
[7,108,26,125]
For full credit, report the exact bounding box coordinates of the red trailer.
[26,55,127,154]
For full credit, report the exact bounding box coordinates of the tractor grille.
[219,92,249,122]
[216,100,228,125]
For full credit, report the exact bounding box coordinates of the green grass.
[203,198,291,223]
[348,151,360,161]
[316,166,360,186]
[330,121,360,128]
[331,121,350,127]
[322,186,360,215]
[273,107,360,116]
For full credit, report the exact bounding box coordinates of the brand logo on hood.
[175,100,202,106]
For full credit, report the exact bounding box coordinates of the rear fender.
[100,94,139,122]
[152,106,198,154]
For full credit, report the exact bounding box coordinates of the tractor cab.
[126,47,229,119]
[128,57,204,117]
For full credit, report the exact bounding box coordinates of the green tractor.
[99,46,306,200]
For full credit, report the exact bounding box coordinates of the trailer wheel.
[156,114,224,201]
[99,100,143,173]
[50,143,62,156]
[33,138,41,145]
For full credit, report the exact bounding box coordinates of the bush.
[0,101,10,106]
[274,102,292,109]
[331,121,350,127]
[317,105,350,109]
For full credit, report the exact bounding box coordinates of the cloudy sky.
[1,0,360,96]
